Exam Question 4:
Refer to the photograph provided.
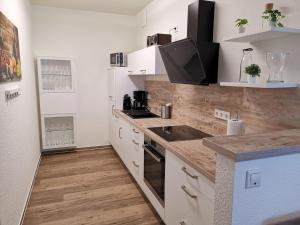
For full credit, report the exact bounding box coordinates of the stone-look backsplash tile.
[145,80,300,135]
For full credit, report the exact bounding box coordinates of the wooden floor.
[23,148,164,225]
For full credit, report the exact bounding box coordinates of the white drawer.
[165,151,215,225]
[131,126,143,143]
[180,163,215,202]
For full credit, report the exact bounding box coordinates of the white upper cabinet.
[127,45,167,76]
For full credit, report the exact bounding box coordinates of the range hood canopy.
[159,0,219,85]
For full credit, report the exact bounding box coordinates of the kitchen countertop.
[115,110,216,183]
[203,129,300,161]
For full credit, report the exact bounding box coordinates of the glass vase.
[266,52,289,83]
[239,48,253,83]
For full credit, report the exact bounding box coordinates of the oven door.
[143,144,165,205]
[110,53,120,66]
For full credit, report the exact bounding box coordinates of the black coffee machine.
[132,91,147,110]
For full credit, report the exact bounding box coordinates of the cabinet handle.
[118,127,122,139]
[112,104,115,115]
[181,185,197,199]
[132,128,139,134]
[132,161,139,168]
[132,140,139,146]
[140,69,146,73]
[179,221,186,225]
[182,167,198,179]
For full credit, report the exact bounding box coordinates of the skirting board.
[19,154,42,225]
[42,145,113,155]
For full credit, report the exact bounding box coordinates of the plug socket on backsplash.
[214,109,231,121]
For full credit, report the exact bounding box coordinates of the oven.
[143,135,165,206]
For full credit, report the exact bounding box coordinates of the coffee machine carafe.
[133,91,147,110]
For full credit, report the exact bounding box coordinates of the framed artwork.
[0,11,21,82]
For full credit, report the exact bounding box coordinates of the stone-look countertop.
[203,129,300,161]
[115,110,216,183]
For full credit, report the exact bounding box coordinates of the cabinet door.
[109,101,116,146]
[127,46,166,76]
[127,51,138,75]
[108,68,115,100]
[37,57,75,93]
[41,114,77,151]
[118,118,132,168]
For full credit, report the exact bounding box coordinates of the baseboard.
[42,145,113,155]
[19,154,42,225]
[75,145,112,151]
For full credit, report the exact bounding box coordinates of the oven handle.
[143,145,162,162]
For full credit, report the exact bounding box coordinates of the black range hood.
[159,0,219,85]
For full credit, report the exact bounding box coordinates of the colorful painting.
[0,11,21,82]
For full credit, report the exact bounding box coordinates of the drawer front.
[181,183,214,225]
[165,151,214,225]
[131,126,143,143]
[180,164,215,202]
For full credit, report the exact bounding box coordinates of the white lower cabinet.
[165,151,215,225]
[112,116,214,225]
[113,116,144,186]
[129,125,144,187]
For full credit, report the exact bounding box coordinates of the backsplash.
[145,80,300,135]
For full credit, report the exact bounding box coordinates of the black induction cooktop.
[122,110,160,119]
[148,125,212,142]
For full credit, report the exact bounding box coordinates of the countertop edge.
[203,132,300,162]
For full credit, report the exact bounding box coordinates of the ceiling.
[30,0,152,15]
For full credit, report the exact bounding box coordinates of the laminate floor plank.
[23,148,164,225]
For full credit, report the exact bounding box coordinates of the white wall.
[232,153,300,225]
[32,6,137,147]
[215,153,300,225]
[136,0,300,83]
[0,0,41,224]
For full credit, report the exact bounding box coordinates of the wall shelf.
[220,82,298,89]
[223,27,300,43]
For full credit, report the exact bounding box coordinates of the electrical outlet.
[214,109,230,121]
[169,25,178,34]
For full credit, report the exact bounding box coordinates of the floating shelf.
[223,27,300,43]
[220,82,298,89]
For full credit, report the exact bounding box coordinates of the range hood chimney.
[187,0,215,43]
[159,0,219,85]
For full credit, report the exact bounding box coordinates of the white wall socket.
[214,109,231,121]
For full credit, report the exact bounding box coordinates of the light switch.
[246,169,261,189]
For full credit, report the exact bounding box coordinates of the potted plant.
[245,64,261,83]
[262,9,285,27]
[235,18,248,33]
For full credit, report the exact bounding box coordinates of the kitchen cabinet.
[37,57,78,152]
[127,46,167,76]
[116,117,131,168]
[129,125,144,186]
[165,151,215,225]
[113,116,145,187]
